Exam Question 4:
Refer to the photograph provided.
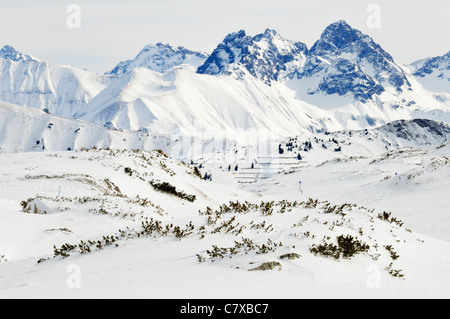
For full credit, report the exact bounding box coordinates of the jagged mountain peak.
[140,42,201,55]
[254,28,307,52]
[0,45,38,63]
[220,28,292,47]
[310,20,392,60]
[197,28,308,84]
[223,30,248,41]
[106,43,208,76]
[300,20,410,102]
[262,28,278,36]
[315,20,364,50]
[0,23,447,138]
[254,28,283,40]
[197,22,410,101]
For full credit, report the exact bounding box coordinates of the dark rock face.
[301,20,410,102]
[197,29,308,85]
[315,58,384,101]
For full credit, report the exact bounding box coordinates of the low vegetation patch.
[34,183,412,280]
[149,180,196,202]
[377,211,404,227]
[52,218,197,259]
[310,235,370,260]
[197,238,283,263]
[386,263,405,279]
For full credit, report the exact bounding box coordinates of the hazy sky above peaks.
[1,0,449,73]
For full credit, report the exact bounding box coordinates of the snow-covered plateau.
[0,119,449,298]
[0,20,449,299]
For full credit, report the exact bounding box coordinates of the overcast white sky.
[0,0,449,73]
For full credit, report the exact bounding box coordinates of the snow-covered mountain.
[197,29,308,85]
[75,22,449,133]
[197,21,411,103]
[0,100,174,153]
[298,20,411,102]
[75,66,336,134]
[0,22,449,139]
[378,118,450,146]
[106,43,208,76]
[3,95,449,165]
[410,50,450,95]
[412,50,450,80]
[0,45,38,63]
[0,45,110,118]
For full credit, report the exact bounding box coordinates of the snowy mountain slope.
[376,118,450,146]
[192,118,450,181]
[0,149,252,261]
[192,119,450,243]
[1,149,450,298]
[0,99,273,157]
[244,141,450,243]
[0,101,176,153]
[1,95,449,165]
[410,50,450,95]
[78,64,447,135]
[269,146,450,242]
[305,118,450,157]
[0,46,110,118]
[80,65,337,134]
[106,43,208,76]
